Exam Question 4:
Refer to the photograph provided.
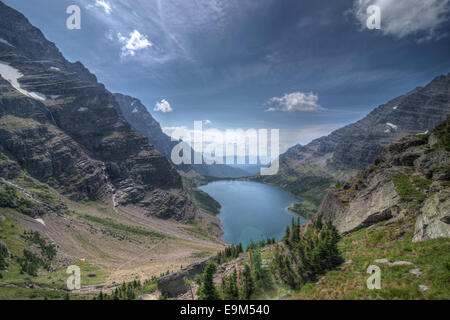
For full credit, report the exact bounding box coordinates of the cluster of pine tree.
[0,243,8,278]
[16,231,57,276]
[246,238,276,251]
[272,215,343,288]
[198,247,274,300]
[215,238,276,265]
[220,264,258,300]
[94,279,156,300]
[0,182,37,216]
[157,269,174,278]
[23,231,57,261]
[18,249,44,276]
[215,243,243,264]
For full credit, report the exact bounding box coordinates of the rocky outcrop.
[316,188,346,223]
[0,1,194,220]
[320,168,401,234]
[157,259,212,297]
[318,116,450,238]
[413,189,450,242]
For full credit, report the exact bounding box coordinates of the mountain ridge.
[259,73,450,217]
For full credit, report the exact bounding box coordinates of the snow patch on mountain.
[34,218,46,226]
[0,38,14,47]
[0,61,46,101]
[386,123,398,130]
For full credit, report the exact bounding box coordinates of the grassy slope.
[287,119,450,299]
[202,213,449,301]
[288,214,450,300]
[0,213,104,300]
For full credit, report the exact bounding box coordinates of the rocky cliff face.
[318,116,449,241]
[0,1,194,220]
[114,93,178,163]
[284,74,450,171]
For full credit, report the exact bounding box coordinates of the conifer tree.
[222,268,239,300]
[198,262,220,300]
[241,264,254,300]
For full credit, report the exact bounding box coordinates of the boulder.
[413,189,450,242]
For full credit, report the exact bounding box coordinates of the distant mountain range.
[114,93,258,178]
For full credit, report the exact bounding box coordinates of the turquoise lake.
[199,180,306,247]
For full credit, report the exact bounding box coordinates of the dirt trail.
[1,177,49,208]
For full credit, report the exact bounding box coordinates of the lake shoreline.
[199,180,307,247]
[286,203,310,221]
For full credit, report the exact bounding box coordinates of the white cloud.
[351,0,450,41]
[154,99,173,113]
[266,92,323,112]
[204,120,212,125]
[95,0,112,15]
[117,30,152,57]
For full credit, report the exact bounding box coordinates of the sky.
[4,0,450,153]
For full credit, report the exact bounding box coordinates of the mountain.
[260,74,450,216]
[0,1,199,220]
[0,1,224,299]
[113,93,254,178]
[319,115,449,238]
